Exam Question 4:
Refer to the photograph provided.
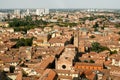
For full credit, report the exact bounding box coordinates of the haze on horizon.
[0,0,120,9]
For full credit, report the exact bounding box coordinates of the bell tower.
[74,31,79,48]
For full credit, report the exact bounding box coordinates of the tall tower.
[74,31,79,48]
[26,9,30,15]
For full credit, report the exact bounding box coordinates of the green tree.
[84,60,88,63]
[94,28,98,32]
[9,17,49,33]
[115,23,120,28]
[91,42,109,53]
[90,59,95,63]
[93,22,99,28]
[13,37,33,48]
[110,50,117,55]
[90,35,95,38]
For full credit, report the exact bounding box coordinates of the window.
[62,65,66,69]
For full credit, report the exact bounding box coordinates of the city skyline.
[0,0,120,9]
[0,1,120,80]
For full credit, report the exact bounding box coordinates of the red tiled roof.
[39,69,57,80]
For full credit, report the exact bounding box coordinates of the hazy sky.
[0,0,120,9]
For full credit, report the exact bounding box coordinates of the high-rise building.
[14,9,20,15]
[36,8,49,16]
[26,9,30,15]
[36,9,44,16]
[44,9,49,14]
